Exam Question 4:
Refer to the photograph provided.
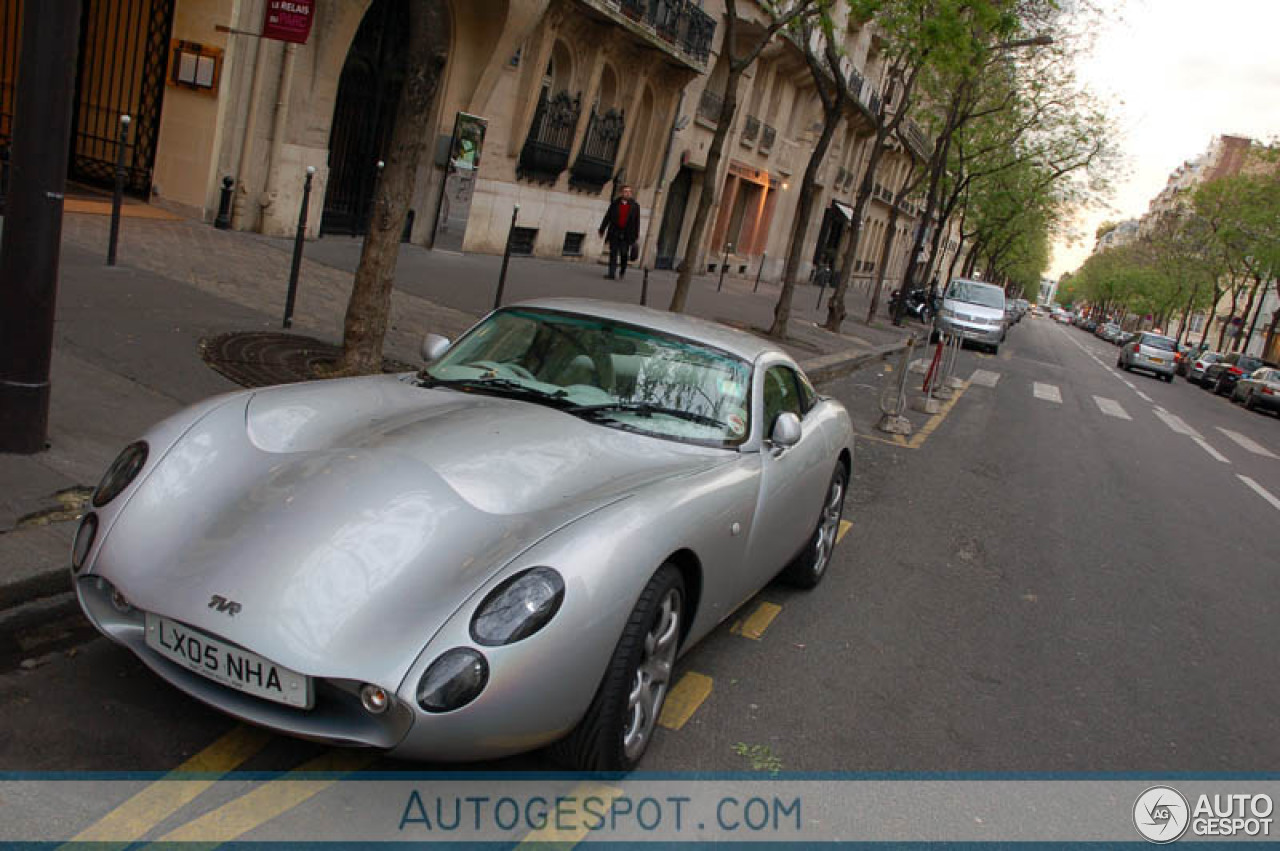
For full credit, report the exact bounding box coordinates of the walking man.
[599,185,641,280]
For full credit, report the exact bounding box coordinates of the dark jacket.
[599,197,641,245]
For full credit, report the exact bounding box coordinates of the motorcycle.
[889,287,934,323]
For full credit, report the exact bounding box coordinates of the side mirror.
[769,412,802,452]
[421,333,451,363]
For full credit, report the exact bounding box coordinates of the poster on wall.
[433,112,488,253]
[262,0,315,44]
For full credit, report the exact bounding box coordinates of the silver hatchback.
[1117,332,1178,381]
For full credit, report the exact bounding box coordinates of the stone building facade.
[1,0,963,292]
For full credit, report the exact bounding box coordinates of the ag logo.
[1134,786,1190,843]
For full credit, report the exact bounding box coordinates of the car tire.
[1244,391,1257,411]
[1164,373,1174,383]
[989,343,999,356]
[782,464,848,589]
[551,564,684,771]
[1215,376,1228,396]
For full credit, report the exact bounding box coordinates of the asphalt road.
[3,316,1277,783]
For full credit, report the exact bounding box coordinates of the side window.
[795,371,818,414]
[763,366,803,433]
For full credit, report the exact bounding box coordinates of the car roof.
[508,298,783,362]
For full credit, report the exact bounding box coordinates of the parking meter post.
[815,266,829,310]
[282,166,315,329]
[641,267,649,306]
[107,114,131,266]
[493,204,518,310]
[717,244,731,292]
[214,176,234,230]
[753,253,766,293]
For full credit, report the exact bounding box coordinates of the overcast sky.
[1047,0,1280,278]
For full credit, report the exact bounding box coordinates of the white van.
[935,278,1007,354]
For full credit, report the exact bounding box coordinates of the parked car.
[1097,323,1123,343]
[1174,342,1209,377]
[1186,350,1222,385]
[1204,352,1268,397]
[1231,366,1280,415]
[72,299,855,769]
[1117,332,1178,381]
[936,278,1008,354]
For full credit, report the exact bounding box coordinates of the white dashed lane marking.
[969,369,1001,387]
[1193,437,1231,464]
[1135,390,1153,403]
[1217,428,1277,459]
[1033,383,1062,403]
[1238,476,1280,512]
[1093,396,1132,420]
[1153,408,1202,439]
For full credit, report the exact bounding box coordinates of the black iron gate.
[0,0,173,198]
[321,0,408,236]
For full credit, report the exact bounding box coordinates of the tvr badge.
[208,594,242,617]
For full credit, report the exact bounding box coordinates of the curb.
[802,338,915,386]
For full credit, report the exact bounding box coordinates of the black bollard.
[493,204,519,310]
[214,176,234,229]
[753,252,766,293]
[641,267,649,306]
[107,114,131,266]
[717,243,732,292]
[815,265,830,310]
[282,166,315,329]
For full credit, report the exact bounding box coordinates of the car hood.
[96,375,730,687]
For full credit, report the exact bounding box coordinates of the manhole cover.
[199,332,416,388]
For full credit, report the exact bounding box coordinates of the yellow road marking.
[837,520,852,542]
[658,672,713,730]
[70,725,272,843]
[730,602,781,641]
[517,782,625,846]
[155,749,374,843]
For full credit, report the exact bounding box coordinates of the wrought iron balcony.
[603,0,715,66]
[697,88,723,125]
[742,115,760,145]
[900,118,931,159]
[760,124,776,154]
[570,106,626,193]
[518,89,582,185]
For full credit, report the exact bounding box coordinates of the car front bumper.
[937,316,1004,344]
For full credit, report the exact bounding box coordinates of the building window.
[562,232,585,256]
[510,227,538,255]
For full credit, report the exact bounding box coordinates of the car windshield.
[1140,335,1176,352]
[1239,356,1264,371]
[1201,352,1221,363]
[946,280,1004,309]
[421,308,752,447]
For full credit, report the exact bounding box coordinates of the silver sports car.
[73,299,854,770]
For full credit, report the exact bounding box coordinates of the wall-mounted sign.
[169,41,222,93]
[433,113,488,253]
[262,0,315,44]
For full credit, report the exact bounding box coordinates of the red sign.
[261,0,314,44]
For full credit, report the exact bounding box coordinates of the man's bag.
[628,243,639,262]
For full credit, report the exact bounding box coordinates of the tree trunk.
[670,53,742,314]
[1233,276,1262,353]
[823,135,886,330]
[867,200,903,323]
[336,2,449,375]
[770,103,839,338]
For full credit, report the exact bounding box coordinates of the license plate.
[145,613,312,708]
[1148,356,1166,364]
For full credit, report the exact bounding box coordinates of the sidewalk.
[2,207,917,637]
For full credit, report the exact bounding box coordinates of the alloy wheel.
[623,587,681,760]
[811,475,845,577]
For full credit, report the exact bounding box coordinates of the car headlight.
[92,441,148,507]
[417,648,489,712]
[470,567,565,646]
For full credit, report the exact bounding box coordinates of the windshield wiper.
[568,402,726,428]
[419,376,570,406]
